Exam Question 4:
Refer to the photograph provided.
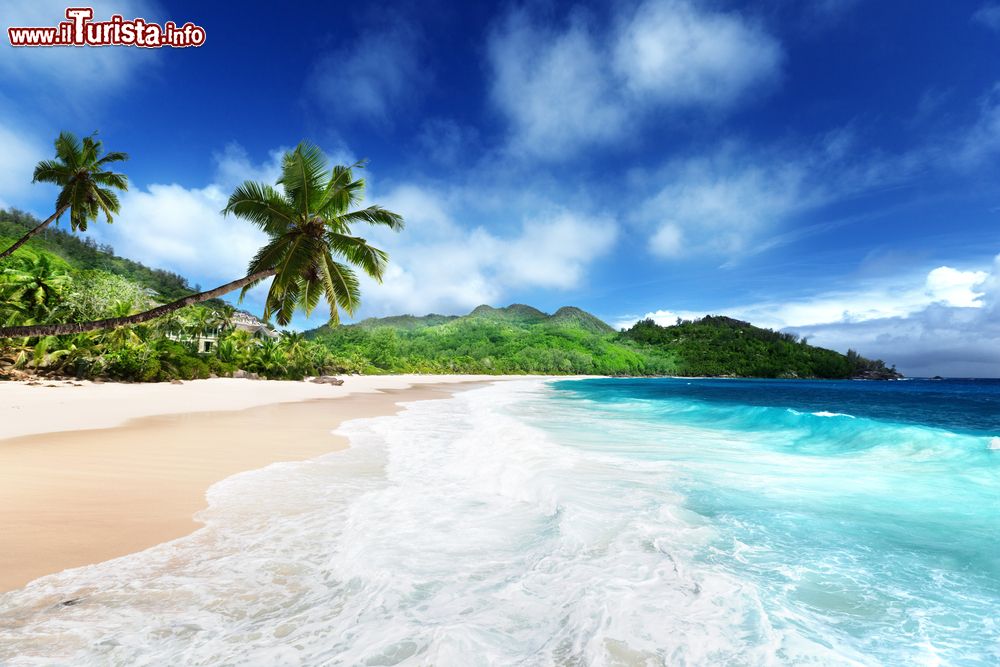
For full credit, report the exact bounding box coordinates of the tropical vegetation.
[305,305,900,379]
[0,132,128,261]
[0,141,402,338]
[1,131,900,382]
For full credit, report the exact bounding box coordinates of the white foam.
[0,380,868,666]
[812,411,856,419]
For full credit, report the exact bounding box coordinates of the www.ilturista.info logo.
[7,7,205,48]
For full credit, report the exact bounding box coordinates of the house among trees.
[168,309,278,354]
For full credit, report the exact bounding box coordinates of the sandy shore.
[0,375,509,593]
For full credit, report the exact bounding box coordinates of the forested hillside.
[0,209,193,300]
[0,210,335,381]
[2,207,899,381]
[307,306,900,379]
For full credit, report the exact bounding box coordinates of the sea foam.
[0,379,997,666]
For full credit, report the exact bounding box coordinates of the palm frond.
[31,159,72,185]
[95,150,129,166]
[279,142,328,215]
[336,205,405,231]
[325,233,388,280]
[223,180,296,234]
[53,131,82,168]
[92,171,128,190]
[320,253,360,320]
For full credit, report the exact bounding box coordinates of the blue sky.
[3,0,1000,375]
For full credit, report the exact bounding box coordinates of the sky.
[2,0,1000,376]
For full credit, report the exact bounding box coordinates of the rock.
[170,379,183,385]
[231,370,261,380]
[310,375,344,386]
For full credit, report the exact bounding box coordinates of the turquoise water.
[544,378,1000,665]
[0,378,997,665]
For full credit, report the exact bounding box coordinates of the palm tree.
[0,132,129,261]
[0,142,403,339]
[187,305,215,339]
[214,303,237,332]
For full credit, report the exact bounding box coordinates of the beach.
[0,375,503,593]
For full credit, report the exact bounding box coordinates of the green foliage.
[222,142,403,326]
[32,131,129,232]
[308,306,897,379]
[622,316,896,379]
[64,270,151,320]
[0,208,194,300]
[309,304,662,376]
[0,236,340,382]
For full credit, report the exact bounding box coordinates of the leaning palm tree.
[0,132,129,261]
[0,143,403,339]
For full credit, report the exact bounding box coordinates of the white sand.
[0,375,511,440]
[0,375,526,591]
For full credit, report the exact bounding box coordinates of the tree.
[0,142,403,339]
[0,132,129,261]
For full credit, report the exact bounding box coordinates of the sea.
[1,377,998,666]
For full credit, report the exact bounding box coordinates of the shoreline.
[0,376,509,593]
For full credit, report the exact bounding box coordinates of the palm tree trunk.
[0,206,69,261]
[0,269,276,338]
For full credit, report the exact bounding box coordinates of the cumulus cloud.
[487,0,782,159]
[88,146,285,288]
[487,11,626,158]
[92,153,617,323]
[619,261,999,376]
[357,184,618,316]
[0,0,160,94]
[640,146,812,258]
[614,0,781,107]
[308,21,426,124]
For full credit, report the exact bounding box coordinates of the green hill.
[622,316,900,379]
[1,207,899,381]
[0,208,195,300]
[306,306,899,379]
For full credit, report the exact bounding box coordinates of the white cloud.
[792,256,1000,376]
[308,21,425,124]
[614,0,781,107]
[212,144,286,193]
[618,261,999,376]
[0,0,160,94]
[89,146,286,287]
[357,184,618,316]
[488,11,626,158]
[487,0,782,158]
[613,308,705,331]
[637,142,817,258]
[92,152,617,323]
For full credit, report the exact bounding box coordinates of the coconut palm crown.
[223,142,403,326]
[0,131,128,261]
